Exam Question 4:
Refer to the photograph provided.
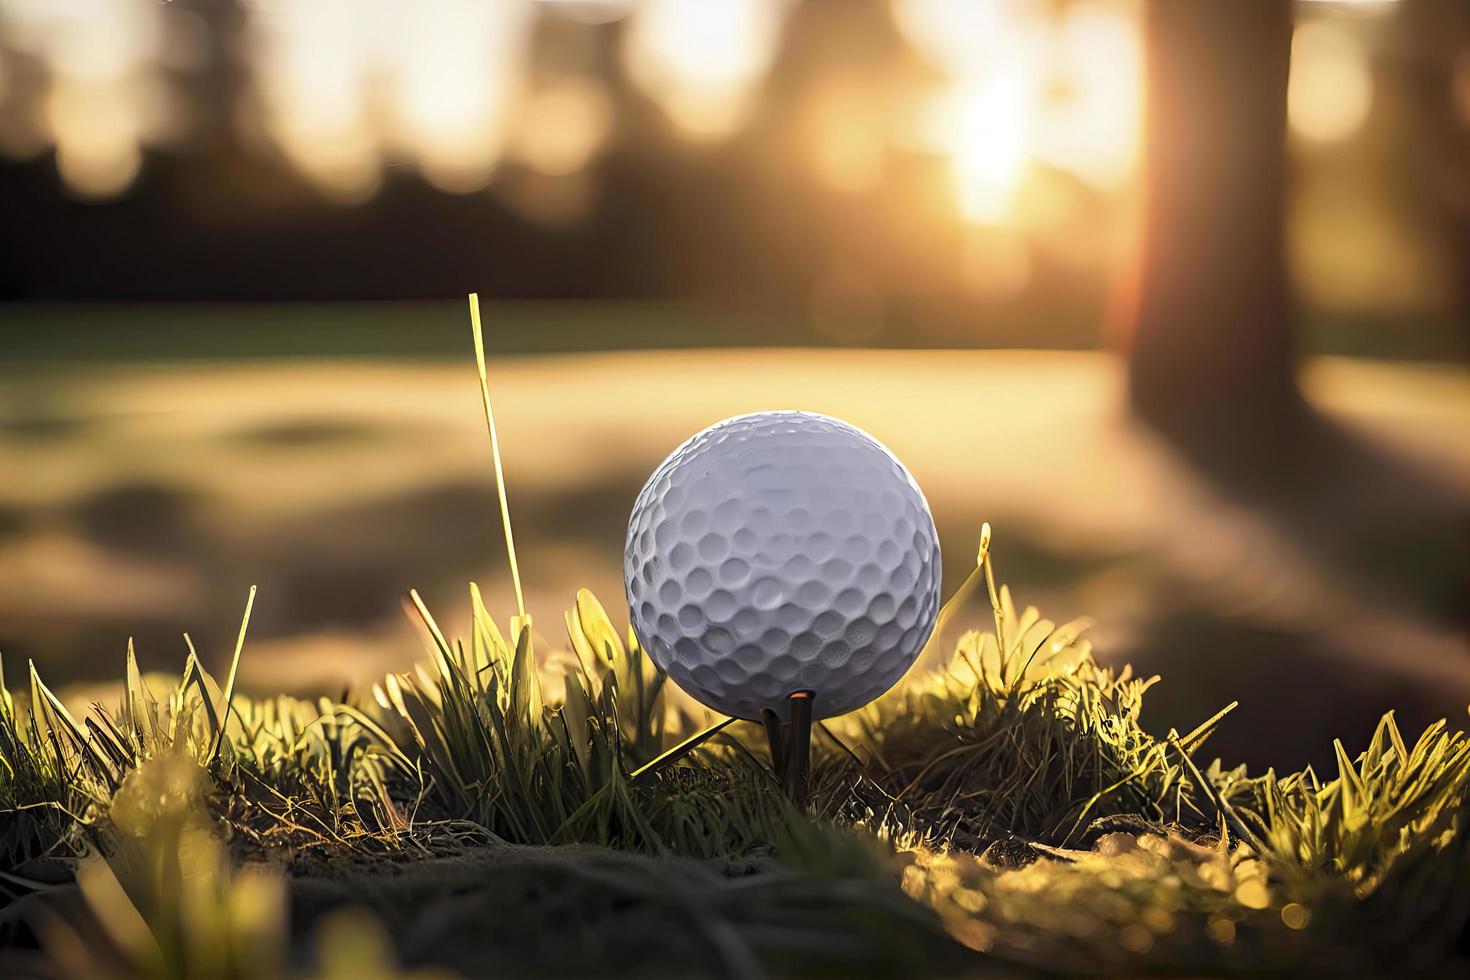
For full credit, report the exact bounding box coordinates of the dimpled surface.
[625,411,941,721]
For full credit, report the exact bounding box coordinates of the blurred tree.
[1125,0,1302,476]
[1124,0,1468,628]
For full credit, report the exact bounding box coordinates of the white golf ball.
[625,411,941,721]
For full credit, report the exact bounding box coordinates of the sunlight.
[0,0,1144,215]
[46,80,145,198]
[1288,21,1374,144]
[890,0,1025,80]
[623,0,789,141]
[1031,3,1141,187]
[895,0,1141,224]
[893,0,1039,225]
[510,76,614,177]
[384,2,529,193]
[246,0,529,198]
[247,0,381,202]
[951,71,1029,225]
[1,0,164,198]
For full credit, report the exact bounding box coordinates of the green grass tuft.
[1,541,1466,976]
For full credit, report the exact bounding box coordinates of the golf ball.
[625,411,941,721]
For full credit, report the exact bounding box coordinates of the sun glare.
[894,0,1141,225]
[952,72,1029,225]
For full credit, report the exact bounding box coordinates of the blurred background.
[0,0,1465,768]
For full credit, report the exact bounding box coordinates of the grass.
[2,299,1466,975]
[1,537,1465,976]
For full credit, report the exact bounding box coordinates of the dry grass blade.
[468,292,527,625]
[629,717,739,784]
[209,585,257,764]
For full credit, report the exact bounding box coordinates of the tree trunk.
[1125,0,1302,477]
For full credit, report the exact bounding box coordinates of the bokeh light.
[0,0,1456,339]
[0,0,1398,219]
[1031,3,1141,187]
[1288,20,1374,144]
[46,80,146,198]
[510,76,614,177]
[950,71,1029,225]
[1,0,165,197]
[622,0,790,141]
[894,0,1141,224]
[890,0,1028,80]
[247,0,382,202]
[247,0,530,200]
[383,2,529,193]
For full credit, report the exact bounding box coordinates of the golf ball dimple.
[625,411,941,721]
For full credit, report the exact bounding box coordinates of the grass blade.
[209,586,256,763]
[629,717,738,784]
[468,292,527,624]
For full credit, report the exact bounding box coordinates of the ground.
[2,338,1466,770]
[1,309,1468,976]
